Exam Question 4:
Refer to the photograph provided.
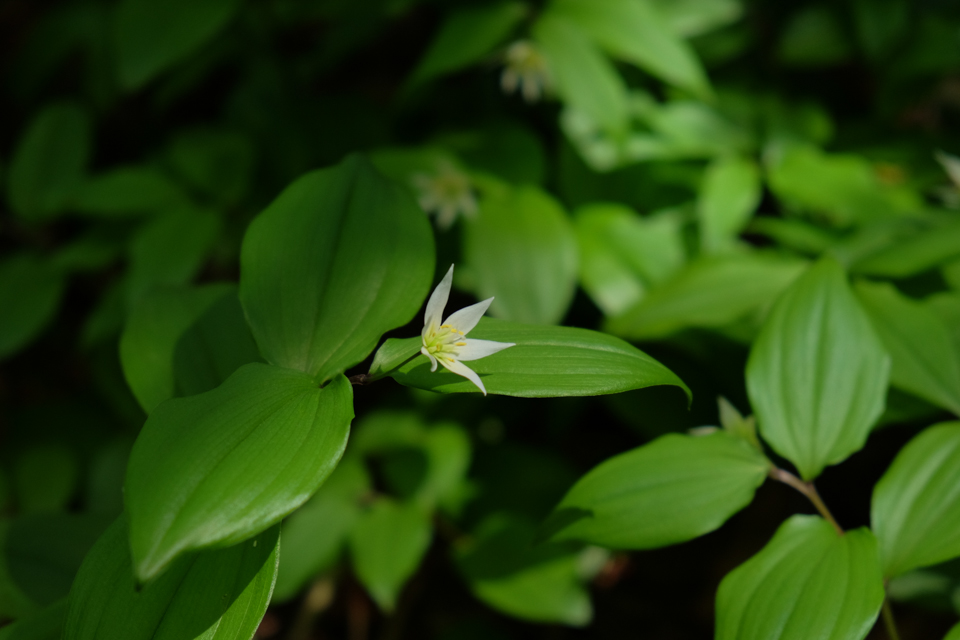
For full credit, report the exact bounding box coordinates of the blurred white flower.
[500,40,551,103]
[412,162,477,230]
[420,265,514,395]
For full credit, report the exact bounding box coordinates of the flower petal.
[440,357,487,395]
[421,346,439,372]
[455,338,515,361]
[424,265,454,336]
[444,297,493,335]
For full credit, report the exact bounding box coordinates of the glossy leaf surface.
[544,432,769,549]
[857,281,960,416]
[64,517,278,640]
[716,516,884,640]
[387,318,690,399]
[240,154,434,383]
[746,258,889,480]
[125,363,353,581]
[872,422,960,577]
[464,185,578,325]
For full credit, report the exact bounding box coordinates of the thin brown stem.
[881,596,902,640]
[768,467,844,536]
[348,373,373,386]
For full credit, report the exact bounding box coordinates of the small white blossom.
[500,40,551,103]
[412,162,477,230]
[420,265,514,395]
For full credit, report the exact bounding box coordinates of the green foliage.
[716,516,884,640]
[64,517,278,640]
[239,155,435,382]
[543,431,769,548]
[125,365,352,581]
[0,255,65,360]
[746,258,889,480]
[872,423,960,578]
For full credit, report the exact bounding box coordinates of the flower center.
[423,324,468,360]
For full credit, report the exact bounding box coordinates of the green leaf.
[164,129,255,205]
[455,515,591,626]
[574,203,685,316]
[698,155,761,253]
[543,431,769,548]
[125,363,353,581]
[13,445,79,514]
[0,599,66,640]
[64,516,278,640]
[239,154,435,383]
[716,515,884,640]
[872,422,960,577]
[746,258,890,480]
[856,281,960,416]
[549,0,711,99]
[113,0,242,89]
[126,208,221,305]
[464,185,578,325]
[273,458,369,603]
[852,218,960,278]
[606,253,806,340]
[408,2,527,86]
[650,0,743,38]
[0,514,111,619]
[349,499,432,611]
[532,14,629,135]
[946,622,960,640]
[0,254,65,361]
[387,317,690,399]
[120,284,238,413]
[73,166,188,217]
[7,102,91,221]
[777,7,851,67]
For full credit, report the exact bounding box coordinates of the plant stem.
[768,467,844,536]
[882,597,902,640]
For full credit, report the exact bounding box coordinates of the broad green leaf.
[606,253,806,340]
[574,203,685,316]
[455,515,591,626]
[549,0,711,99]
[273,458,369,603]
[127,208,221,305]
[872,423,960,577]
[73,166,188,217]
[532,13,629,135]
[0,254,65,361]
[13,445,78,513]
[125,363,353,581]
[0,514,110,619]
[164,129,255,205]
[408,3,527,86]
[464,185,578,324]
[240,154,435,383]
[766,145,908,227]
[716,516,884,640]
[349,499,432,611]
[856,281,960,416]
[543,432,769,548]
[52,228,124,273]
[698,155,761,253]
[852,217,960,278]
[947,623,960,640]
[651,0,743,38]
[64,516,278,640]
[927,291,960,349]
[113,0,242,89]
[746,258,890,480]
[0,599,66,640]
[386,318,690,399]
[120,284,237,413]
[7,103,91,221]
[748,217,840,255]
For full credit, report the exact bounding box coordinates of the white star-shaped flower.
[412,162,478,230]
[420,265,515,395]
[501,40,551,103]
